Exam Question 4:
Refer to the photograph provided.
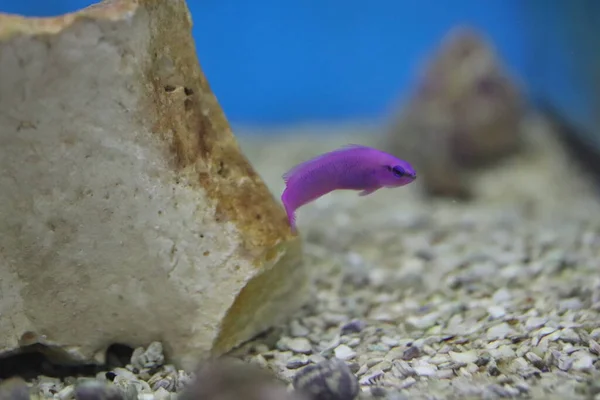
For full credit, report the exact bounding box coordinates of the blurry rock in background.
[387,26,526,199]
[0,377,30,400]
[178,358,308,400]
[536,99,600,190]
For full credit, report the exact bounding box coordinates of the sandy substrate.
[233,115,600,399]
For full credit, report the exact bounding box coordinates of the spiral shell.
[293,358,359,400]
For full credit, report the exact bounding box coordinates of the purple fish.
[281,144,417,232]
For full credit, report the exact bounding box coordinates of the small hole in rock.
[105,344,134,369]
[164,85,176,92]
[0,343,134,381]
[217,161,227,177]
[184,98,193,112]
[0,348,99,380]
[203,251,210,256]
[184,87,194,96]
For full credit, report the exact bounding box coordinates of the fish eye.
[391,166,405,178]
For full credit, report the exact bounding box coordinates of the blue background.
[1,0,599,138]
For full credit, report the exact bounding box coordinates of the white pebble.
[487,306,506,319]
[558,298,583,312]
[571,351,594,370]
[435,369,455,379]
[449,350,478,364]
[406,312,439,330]
[154,388,170,400]
[492,288,511,303]
[289,320,309,337]
[57,386,74,400]
[487,323,514,340]
[334,344,357,361]
[489,345,516,360]
[429,355,450,365]
[381,336,400,347]
[413,363,437,377]
[525,316,547,331]
[285,337,313,354]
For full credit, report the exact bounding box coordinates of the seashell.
[130,342,165,370]
[148,372,177,392]
[293,357,359,400]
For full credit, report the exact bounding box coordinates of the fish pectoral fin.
[358,187,378,196]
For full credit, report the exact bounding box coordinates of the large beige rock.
[0,0,306,370]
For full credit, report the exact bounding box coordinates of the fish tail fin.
[287,209,297,233]
[281,190,297,233]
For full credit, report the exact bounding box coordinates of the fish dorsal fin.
[282,144,370,183]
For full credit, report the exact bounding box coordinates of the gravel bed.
[233,117,600,399]
[3,117,599,400]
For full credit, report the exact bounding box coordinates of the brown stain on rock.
[139,0,293,254]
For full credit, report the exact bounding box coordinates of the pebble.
[559,298,583,312]
[380,336,400,347]
[154,387,170,400]
[487,305,507,319]
[341,319,367,335]
[492,288,512,303]
[571,351,594,370]
[413,363,437,377]
[559,328,581,344]
[334,344,357,361]
[486,322,514,340]
[290,320,310,337]
[283,337,313,354]
[131,342,165,370]
[525,316,548,330]
[57,385,75,400]
[436,369,455,379]
[449,350,478,364]
[488,345,516,360]
[406,312,439,330]
[287,356,310,369]
[401,346,420,361]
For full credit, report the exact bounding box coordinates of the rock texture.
[0,0,306,371]
[387,26,525,199]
